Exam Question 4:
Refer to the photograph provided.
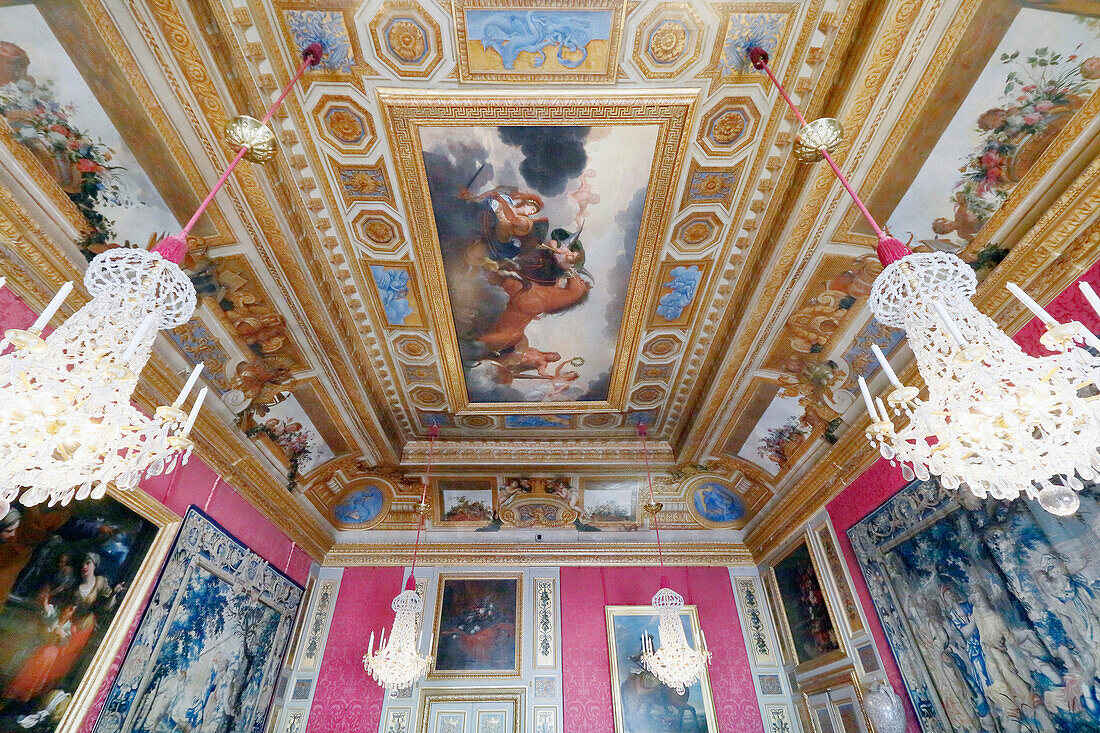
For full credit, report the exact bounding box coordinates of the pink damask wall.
[826,259,1100,732]
[561,566,761,733]
[307,567,403,732]
[0,289,312,730]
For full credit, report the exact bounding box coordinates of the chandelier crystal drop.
[749,46,1100,516]
[363,426,437,690]
[0,250,203,511]
[636,423,713,692]
[640,586,712,694]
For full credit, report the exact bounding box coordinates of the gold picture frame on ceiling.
[451,0,628,84]
[38,487,180,733]
[379,89,696,415]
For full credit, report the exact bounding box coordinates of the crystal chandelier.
[636,424,711,692]
[0,44,321,513]
[363,426,437,690]
[750,47,1100,516]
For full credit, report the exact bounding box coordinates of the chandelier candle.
[749,45,1100,516]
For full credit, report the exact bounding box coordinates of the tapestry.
[0,499,158,732]
[92,507,303,733]
[850,478,1100,732]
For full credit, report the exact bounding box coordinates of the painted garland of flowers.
[759,417,808,469]
[932,46,1099,248]
[243,417,314,491]
[0,72,124,251]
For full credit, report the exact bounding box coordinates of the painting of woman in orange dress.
[0,502,155,732]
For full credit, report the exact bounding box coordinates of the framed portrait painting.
[605,605,717,733]
[92,507,303,733]
[768,539,843,670]
[430,573,522,678]
[0,489,178,733]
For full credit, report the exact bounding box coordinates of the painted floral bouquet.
[952,47,1099,236]
[0,75,123,250]
[244,416,315,490]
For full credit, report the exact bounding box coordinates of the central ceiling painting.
[382,91,694,413]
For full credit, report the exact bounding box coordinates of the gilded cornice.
[323,541,754,567]
[401,438,676,467]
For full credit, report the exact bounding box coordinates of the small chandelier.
[0,44,321,513]
[636,424,711,692]
[363,426,438,690]
[751,47,1100,516]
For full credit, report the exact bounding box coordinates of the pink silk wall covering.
[0,288,312,730]
[826,258,1100,733]
[561,567,762,733]
[307,567,403,732]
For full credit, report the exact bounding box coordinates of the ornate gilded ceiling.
[0,0,1097,561]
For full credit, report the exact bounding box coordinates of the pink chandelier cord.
[152,43,323,264]
[203,477,218,512]
[285,541,295,574]
[638,423,665,568]
[747,47,912,266]
[406,425,438,590]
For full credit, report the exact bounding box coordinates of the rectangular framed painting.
[435,479,496,528]
[0,490,177,733]
[849,477,1100,733]
[579,478,637,525]
[380,90,694,414]
[92,507,304,733]
[452,0,627,84]
[605,605,717,733]
[768,539,844,671]
[430,573,522,678]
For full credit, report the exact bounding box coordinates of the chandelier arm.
[638,423,664,567]
[154,43,323,263]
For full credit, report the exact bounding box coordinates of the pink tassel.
[876,235,912,267]
[151,233,188,264]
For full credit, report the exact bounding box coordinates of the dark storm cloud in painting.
[497,126,590,195]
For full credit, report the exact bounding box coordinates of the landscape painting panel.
[772,542,840,666]
[420,123,658,404]
[582,480,637,523]
[850,478,1100,733]
[0,499,157,733]
[432,576,520,674]
[93,508,303,733]
[887,7,1100,255]
[0,4,178,251]
[606,606,716,733]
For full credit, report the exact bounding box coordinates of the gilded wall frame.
[429,572,524,679]
[379,89,696,415]
[416,687,526,733]
[605,604,718,733]
[54,487,180,733]
[766,536,847,674]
